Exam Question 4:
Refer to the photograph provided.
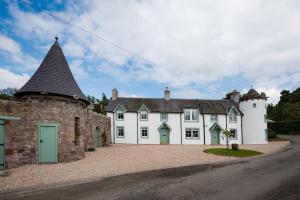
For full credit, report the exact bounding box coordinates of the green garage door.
[0,120,4,169]
[39,125,57,163]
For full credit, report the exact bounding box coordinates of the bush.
[268,120,300,135]
[86,147,96,152]
[231,143,239,151]
[267,129,278,139]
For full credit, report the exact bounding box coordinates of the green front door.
[211,129,220,145]
[0,120,5,169]
[160,128,170,144]
[39,125,57,163]
[95,127,100,147]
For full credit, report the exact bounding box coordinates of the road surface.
[1,136,299,200]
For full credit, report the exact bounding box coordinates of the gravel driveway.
[0,141,289,192]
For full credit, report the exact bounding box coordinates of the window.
[74,117,80,145]
[265,129,268,141]
[141,127,148,138]
[161,113,168,121]
[116,112,124,120]
[253,103,256,108]
[185,128,200,139]
[229,112,237,123]
[116,126,125,138]
[140,111,148,120]
[184,109,198,121]
[230,129,237,140]
[210,114,218,123]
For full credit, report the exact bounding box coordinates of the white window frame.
[229,112,237,123]
[116,126,125,138]
[141,127,149,138]
[160,113,168,121]
[184,109,198,122]
[210,114,218,123]
[140,111,148,121]
[116,112,124,120]
[185,128,200,139]
[229,129,237,140]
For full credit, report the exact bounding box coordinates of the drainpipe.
[202,114,206,145]
[241,115,244,144]
[113,113,115,144]
[137,112,139,144]
[180,112,182,144]
[225,114,228,129]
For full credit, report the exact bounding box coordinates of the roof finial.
[55,35,58,41]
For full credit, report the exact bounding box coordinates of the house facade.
[106,87,268,145]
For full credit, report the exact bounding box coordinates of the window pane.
[185,111,190,120]
[192,111,197,120]
[193,130,199,138]
[185,129,192,138]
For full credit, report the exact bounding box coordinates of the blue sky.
[1,0,300,104]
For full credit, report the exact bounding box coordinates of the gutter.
[113,112,115,144]
[180,113,183,144]
[137,112,139,144]
[241,115,244,144]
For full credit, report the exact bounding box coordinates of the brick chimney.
[112,88,118,100]
[164,87,170,101]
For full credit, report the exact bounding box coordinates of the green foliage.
[268,120,300,135]
[87,93,109,115]
[0,88,18,100]
[204,148,263,157]
[222,129,232,149]
[267,87,300,135]
[267,129,278,139]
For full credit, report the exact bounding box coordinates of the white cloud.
[173,89,202,99]
[69,60,89,79]
[0,68,29,89]
[0,34,21,55]
[6,0,300,101]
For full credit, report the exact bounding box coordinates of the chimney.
[226,90,240,103]
[261,92,266,99]
[112,88,118,100]
[164,87,170,100]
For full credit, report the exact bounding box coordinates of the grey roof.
[240,89,266,101]
[15,40,88,104]
[105,97,242,115]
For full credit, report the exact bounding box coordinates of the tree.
[87,93,109,115]
[222,129,231,150]
[0,87,18,100]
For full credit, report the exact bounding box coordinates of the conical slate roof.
[240,88,266,101]
[15,39,88,104]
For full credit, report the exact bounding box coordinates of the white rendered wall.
[203,114,242,145]
[138,113,181,144]
[181,114,204,145]
[113,112,138,144]
[240,99,268,144]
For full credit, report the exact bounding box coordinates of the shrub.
[231,143,239,151]
[86,147,96,152]
[268,120,300,135]
[267,129,278,139]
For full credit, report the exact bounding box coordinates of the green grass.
[204,148,263,158]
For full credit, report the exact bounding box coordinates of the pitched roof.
[240,89,266,101]
[105,97,242,114]
[15,40,88,104]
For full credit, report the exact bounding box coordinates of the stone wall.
[0,95,111,169]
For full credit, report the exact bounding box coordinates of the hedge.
[268,120,300,135]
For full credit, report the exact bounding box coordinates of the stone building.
[0,38,111,169]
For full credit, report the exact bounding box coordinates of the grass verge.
[204,148,263,158]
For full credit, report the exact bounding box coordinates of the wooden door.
[160,128,170,144]
[39,125,57,163]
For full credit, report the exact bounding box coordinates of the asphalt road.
[2,136,300,200]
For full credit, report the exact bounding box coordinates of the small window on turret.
[253,103,256,108]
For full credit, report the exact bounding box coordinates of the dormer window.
[138,104,150,121]
[117,112,124,120]
[140,111,148,120]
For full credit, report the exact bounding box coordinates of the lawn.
[204,148,263,158]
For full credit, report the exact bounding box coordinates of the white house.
[106,87,268,145]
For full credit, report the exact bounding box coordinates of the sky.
[0,0,300,104]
